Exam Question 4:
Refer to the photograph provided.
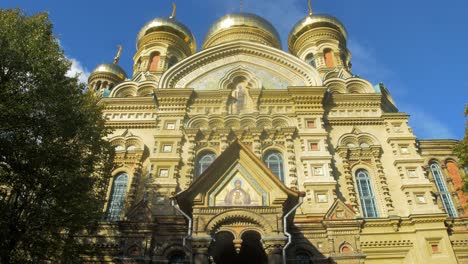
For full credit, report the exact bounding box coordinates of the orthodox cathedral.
[82,2,468,263]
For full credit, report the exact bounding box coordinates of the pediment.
[159,41,323,90]
[324,199,357,220]
[175,140,300,214]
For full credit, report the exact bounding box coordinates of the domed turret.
[136,17,196,53]
[133,4,196,78]
[288,2,350,76]
[88,47,127,97]
[203,13,281,49]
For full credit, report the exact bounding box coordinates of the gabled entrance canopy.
[175,140,303,263]
[175,140,301,216]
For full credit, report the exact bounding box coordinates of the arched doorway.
[239,231,268,264]
[210,230,267,264]
[210,231,237,264]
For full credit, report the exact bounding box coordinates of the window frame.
[305,119,316,129]
[195,151,217,177]
[355,169,379,218]
[309,141,319,151]
[161,143,173,153]
[106,173,129,221]
[429,162,458,217]
[263,150,285,182]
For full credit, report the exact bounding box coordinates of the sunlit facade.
[82,3,468,263]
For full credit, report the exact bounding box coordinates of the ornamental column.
[263,237,286,264]
[191,236,211,264]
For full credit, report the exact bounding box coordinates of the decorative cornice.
[106,121,156,129]
[324,118,385,126]
[361,240,413,248]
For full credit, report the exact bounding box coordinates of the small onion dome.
[203,13,281,49]
[136,17,196,53]
[89,63,127,81]
[288,14,347,50]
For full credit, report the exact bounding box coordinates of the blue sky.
[2,0,467,139]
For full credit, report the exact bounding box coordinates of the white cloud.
[66,57,90,84]
[400,104,456,139]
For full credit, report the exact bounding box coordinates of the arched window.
[305,53,316,68]
[355,169,378,218]
[96,81,102,90]
[195,152,216,177]
[341,245,352,253]
[115,145,125,151]
[430,162,457,217]
[263,151,284,182]
[324,48,335,67]
[148,52,160,71]
[106,173,128,221]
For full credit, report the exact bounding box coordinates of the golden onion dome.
[203,13,281,49]
[136,17,196,53]
[90,63,127,81]
[288,14,347,48]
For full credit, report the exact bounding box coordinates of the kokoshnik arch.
[81,1,468,263]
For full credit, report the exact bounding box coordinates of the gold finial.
[169,2,176,19]
[113,45,122,64]
[308,0,313,16]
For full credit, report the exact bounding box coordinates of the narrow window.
[263,151,284,182]
[106,173,128,221]
[148,52,160,71]
[324,48,335,67]
[195,152,216,177]
[356,169,378,218]
[430,162,458,217]
[305,53,316,68]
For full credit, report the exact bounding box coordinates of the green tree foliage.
[455,106,468,192]
[0,9,113,263]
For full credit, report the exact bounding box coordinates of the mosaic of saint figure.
[224,179,251,205]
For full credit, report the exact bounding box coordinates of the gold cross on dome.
[308,0,313,16]
[169,2,176,19]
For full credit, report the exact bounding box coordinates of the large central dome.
[203,13,281,49]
